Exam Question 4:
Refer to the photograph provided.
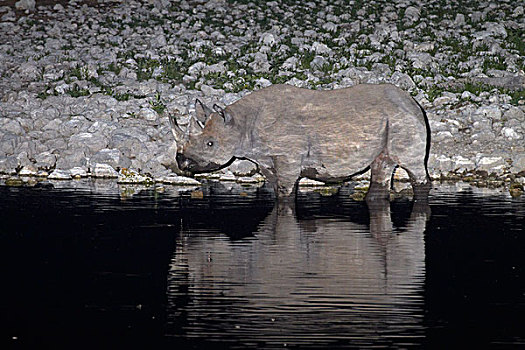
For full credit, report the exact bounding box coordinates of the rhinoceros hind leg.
[366,152,397,201]
[401,165,431,200]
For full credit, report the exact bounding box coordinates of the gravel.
[1,0,524,188]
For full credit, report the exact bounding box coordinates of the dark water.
[0,182,524,349]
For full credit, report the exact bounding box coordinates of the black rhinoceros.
[169,84,431,200]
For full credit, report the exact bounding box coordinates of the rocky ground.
[1,0,524,191]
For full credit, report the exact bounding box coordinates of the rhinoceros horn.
[168,112,184,142]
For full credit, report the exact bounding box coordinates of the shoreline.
[2,171,523,198]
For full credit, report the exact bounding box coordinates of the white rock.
[431,155,455,173]
[139,107,158,121]
[15,0,35,11]
[281,56,299,70]
[299,178,325,187]
[504,107,524,121]
[117,168,153,184]
[404,6,420,22]
[475,106,502,120]
[461,91,476,100]
[34,151,56,170]
[48,169,72,180]
[311,42,332,55]
[476,156,507,174]
[393,167,410,180]
[453,156,475,172]
[219,172,237,181]
[162,175,201,185]
[511,155,525,174]
[310,55,326,70]
[433,96,454,107]
[227,159,257,176]
[255,77,272,88]
[390,71,416,90]
[501,127,522,140]
[188,62,207,75]
[70,167,88,177]
[93,163,119,178]
[200,84,224,96]
[433,131,454,142]
[19,166,38,176]
[236,176,259,184]
[322,22,338,32]
[260,33,276,47]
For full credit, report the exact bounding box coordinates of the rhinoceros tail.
[415,100,431,179]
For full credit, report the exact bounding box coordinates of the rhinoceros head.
[169,99,239,174]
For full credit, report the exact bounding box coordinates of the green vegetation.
[28,0,522,104]
[149,92,166,114]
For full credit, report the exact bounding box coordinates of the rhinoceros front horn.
[168,112,184,142]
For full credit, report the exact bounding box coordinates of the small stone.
[260,33,276,47]
[219,172,237,181]
[91,148,130,169]
[322,22,337,32]
[310,56,327,70]
[299,178,325,187]
[504,107,524,121]
[390,72,416,90]
[433,96,454,107]
[15,0,35,11]
[93,163,119,178]
[476,156,507,175]
[311,42,332,55]
[70,167,88,177]
[501,127,522,140]
[117,168,154,184]
[454,13,465,26]
[227,159,257,177]
[5,178,24,187]
[19,166,38,177]
[139,107,158,121]
[393,168,410,180]
[162,175,201,185]
[404,6,420,22]
[48,169,72,180]
[34,151,57,170]
[431,155,455,173]
[511,155,525,174]
[0,156,19,175]
[453,156,475,173]
[236,176,259,184]
[190,190,204,199]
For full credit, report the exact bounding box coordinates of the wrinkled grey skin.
[170,84,431,200]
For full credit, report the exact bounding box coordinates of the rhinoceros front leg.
[259,156,301,199]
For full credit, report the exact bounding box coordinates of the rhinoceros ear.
[168,112,184,142]
[188,116,204,135]
[195,99,213,124]
[213,104,233,124]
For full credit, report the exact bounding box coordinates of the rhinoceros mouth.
[176,153,236,174]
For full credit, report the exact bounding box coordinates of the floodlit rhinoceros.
[169,84,431,200]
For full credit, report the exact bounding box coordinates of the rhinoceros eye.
[206,141,214,147]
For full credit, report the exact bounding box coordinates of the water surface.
[0,182,523,348]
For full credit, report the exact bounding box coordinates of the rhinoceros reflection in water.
[166,199,430,347]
